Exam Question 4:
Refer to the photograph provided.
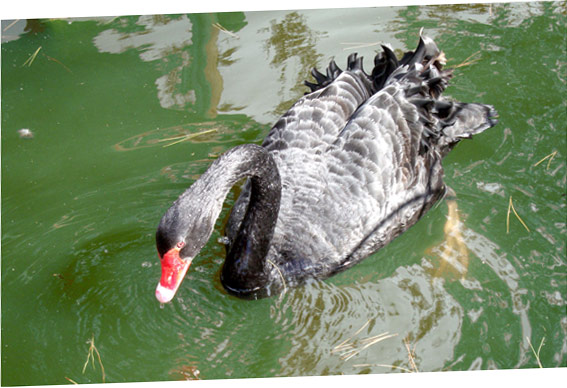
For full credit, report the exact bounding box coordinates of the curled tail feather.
[304,33,498,155]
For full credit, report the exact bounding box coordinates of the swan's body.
[155,35,497,302]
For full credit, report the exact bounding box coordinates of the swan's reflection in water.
[274,262,463,375]
[431,198,470,280]
[274,219,533,375]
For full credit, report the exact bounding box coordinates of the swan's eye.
[176,241,186,249]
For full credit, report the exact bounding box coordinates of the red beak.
[155,247,192,303]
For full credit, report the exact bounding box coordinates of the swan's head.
[155,238,192,304]
[153,144,280,302]
[155,191,218,303]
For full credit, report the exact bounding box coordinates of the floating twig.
[453,51,481,69]
[267,259,287,295]
[353,363,414,373]
[533,150,557,170]
[22,46,42,67]
[506,196,530,234]
[158,128,218,147]
[340,332,398,361]
[332,322,397,362]
[340,41,380,51]
[527,336,545,368]
[46,55,72,73]
[64,377,79,385]
[82,334,106,383]
[404,338,419,373]
[212,23,239,39]
[3,19,20,32]
[332,319,371,352]
[351,337,418,372]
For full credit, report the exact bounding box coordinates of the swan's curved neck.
[166,144,281,294]
[218,145,281,294]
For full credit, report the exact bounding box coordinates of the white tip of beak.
[155,283,176,303]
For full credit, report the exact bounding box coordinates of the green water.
[1,2,565,385]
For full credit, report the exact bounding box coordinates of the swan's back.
[226,35,497,292]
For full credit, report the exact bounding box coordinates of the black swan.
[155,34,498,302]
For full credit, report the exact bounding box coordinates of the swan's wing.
[261,85,440,281]
[261,55,373,152]
[319,85,447,269]
[271,37,497,279]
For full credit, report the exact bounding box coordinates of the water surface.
[1,2,566,385]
